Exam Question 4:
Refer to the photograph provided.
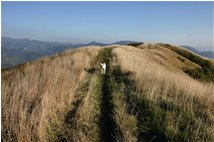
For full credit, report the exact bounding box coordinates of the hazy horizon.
[2,35,213,52]
[2,1,214,51]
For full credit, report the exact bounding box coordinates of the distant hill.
[2,37,78,54]
[113,40,141,45]
[200,51,214,59]
[1,37,82,68]
[2,37,213,69]
[1,37,88,68]
[181,45,214,59]
[1,37,142,68]
[83,40,141,46]
[84,41,109,46]
[2,47,41,68]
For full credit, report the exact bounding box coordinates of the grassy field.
[113,45,214,141]
[2,44,214,142]
[1,46,100,142]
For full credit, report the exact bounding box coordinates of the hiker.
[100,62,106,74]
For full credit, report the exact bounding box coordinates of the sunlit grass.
[113,45,214,141]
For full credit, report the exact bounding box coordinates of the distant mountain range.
[2,37,78,68]
[1,37,137,68]
[180,45,214,59]
[1,37,213,68]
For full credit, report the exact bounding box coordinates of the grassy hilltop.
[2,43,214,142]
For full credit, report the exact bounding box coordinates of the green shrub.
[184,68,214,82]
[127,42,143,47]
[177,56,185,62]
[96,48,112,64]
[160,44,214,82]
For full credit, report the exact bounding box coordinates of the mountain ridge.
[180,45,214,59]
[2,37,213,69]
[1,37,142,68]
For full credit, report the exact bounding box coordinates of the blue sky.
[1,1,213,50]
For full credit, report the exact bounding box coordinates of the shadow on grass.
[97,48,122,142]
[98,72,118,142]
[112,66,168,142]
[64,69,95,125]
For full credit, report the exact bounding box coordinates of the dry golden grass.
[113,45,214,141]
[112,88,138,142]
[1,46,100,142]
[67,75,102,142]
[138,43,200,71]
[113,45,213,97]
[2,43,214,142]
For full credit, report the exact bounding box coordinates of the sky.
[1,1,214,50]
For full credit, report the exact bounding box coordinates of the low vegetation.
[159,43,214,82]
[113,46,214,141]
[127,42,143,47]
[184,67,214,82]
[2,44,214,142]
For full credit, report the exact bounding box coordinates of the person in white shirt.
[100,62,106,74]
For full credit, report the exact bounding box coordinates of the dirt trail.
[46,47,136,142]
[96,48,118,142]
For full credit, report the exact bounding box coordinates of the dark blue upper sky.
[2,1,213,50]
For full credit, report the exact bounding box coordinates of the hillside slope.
[2,44,214,142]
[2,46,100,141]
[181,45,214,59]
